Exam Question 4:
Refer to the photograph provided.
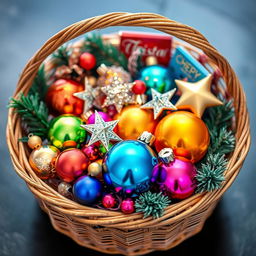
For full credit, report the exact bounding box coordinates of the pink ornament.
[81,144,99,161]
[87,111,112,124]
[120,198,135,214]
[102,194,116,208]
[107,105,118,118]
[151,158,196,199]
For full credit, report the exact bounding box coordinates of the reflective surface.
[1,0,256,255]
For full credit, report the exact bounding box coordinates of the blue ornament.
[103,140,158,195]
[137,65,174,96]
[73,175,102,205]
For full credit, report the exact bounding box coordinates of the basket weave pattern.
[7,13,250,255]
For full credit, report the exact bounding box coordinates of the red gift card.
[119,31,172,66]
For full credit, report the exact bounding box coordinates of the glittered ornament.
[137,57,174,95]
[88,161,102,177]
[55,148,89,182]
[73,175,102,205]
[102,194,116,208]
[81,144,99,161]
[87,111,112,124]
[120,198,135,214]
[29,145,59,179]
[79,52,96,70]
[151,148,196,199]
[154,111,210,163]
[46,79,84,115]
[103,140,158,194]
[58,182,72,197]
[27,134,42,149]
[48,115,86,149]
[114,105,157,140]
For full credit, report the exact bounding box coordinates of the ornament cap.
[138,131,155,146]
[158,148,174,164]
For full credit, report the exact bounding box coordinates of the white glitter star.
[73,77,96,114]
[81,111,122,150]
[101,76,134,113]
[141,88,177,119]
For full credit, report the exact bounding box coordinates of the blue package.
[170,46,209,82]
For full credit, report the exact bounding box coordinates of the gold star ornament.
[175,75,223,118]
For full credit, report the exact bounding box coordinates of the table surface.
[1,0,256,255]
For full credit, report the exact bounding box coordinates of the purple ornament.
[120,198,135,214]
[151,158,196,199]
[87,111,112,124]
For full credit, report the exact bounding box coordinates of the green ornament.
[138,65,174,96]
[99,143,113,155]
[48,115,86,149]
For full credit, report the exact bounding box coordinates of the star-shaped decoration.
[73,77,96,114]
[101,76,134,113]
[175,75,223,118]
[140,88,177,119]
[81,111,122,150]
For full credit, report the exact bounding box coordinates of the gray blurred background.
[0,0,256,255]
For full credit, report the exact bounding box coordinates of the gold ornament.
[88,161,102,177]
[27,134,42,149]
[29,145,59,179]
[175,75,223,118]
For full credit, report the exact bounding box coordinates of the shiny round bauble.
[114,105,157,140]
[29,145,59,179]
[55,148,89,182]
[137,65,174,95]
[88,161,102,177]
[87,111,112,124]
[81,144,99,161]
[120,198,135,214]
[79,52,96,70]
[99,143,113,156]
[46,79,84,115]
[103,140,158,194]
[154,111,210,163]
[73,175,102,205]
[48,115,86,149]
[132,80,147,95]
[102,194,116,208]
[151,158,196,199]
[58,181,72,197]
[27,134,42,149]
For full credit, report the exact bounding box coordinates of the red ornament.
[132,80,147,95]
[46,79,84,115]
[79,52,96,70]
[55,148,89,182]
[120,198,135,214]
[102,194,116,208]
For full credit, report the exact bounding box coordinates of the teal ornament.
[138,65,174,96]
[103,140,158,195]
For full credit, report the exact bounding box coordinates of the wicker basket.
[6,12,250,255]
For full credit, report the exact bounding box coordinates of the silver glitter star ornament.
[141,88,177,119]
[101,76,134,113]
[81,111,122,150]
[73,77,96,114]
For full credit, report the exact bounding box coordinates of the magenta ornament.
[120,198,135,214]
[87,111,112,124]
[81,144,99,161]
[102,194,116,208]
[151,158,197,199]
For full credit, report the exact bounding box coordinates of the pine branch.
[28,64,49,100]
[52,44,70,66]
[196,153,227,193]
[82,33,128,70]
[135,191,171,219]
[9,93,49,139]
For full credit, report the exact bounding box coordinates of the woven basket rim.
[6,12,251,229]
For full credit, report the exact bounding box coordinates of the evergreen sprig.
[135,191,171,219]
[196,153,227,193]
[52,44,70,66]
[82,33,128,70]
[28,64,49,100]
[9,93,49,139]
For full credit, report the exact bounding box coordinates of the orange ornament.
[154,111,210,163]
[46,79,84,115]
[114,105,157,140]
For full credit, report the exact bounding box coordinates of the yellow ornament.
[175,75,223,118]
[154,111,210,163]
[114,105,157,140]
[88,161,102,177]
[29,145,59,179]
